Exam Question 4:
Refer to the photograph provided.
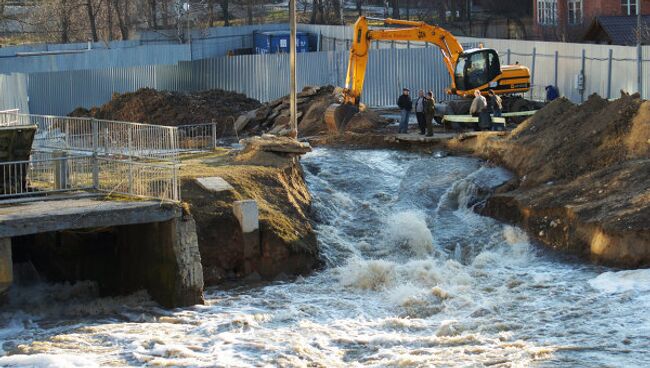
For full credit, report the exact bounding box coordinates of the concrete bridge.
[0,112,205,308]
[0,196,204,307]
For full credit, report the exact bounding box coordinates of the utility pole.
[638,0,643,98]
[289,0,298,138]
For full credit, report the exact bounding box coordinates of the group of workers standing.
[397,88,503,134]
[397,88,436,136]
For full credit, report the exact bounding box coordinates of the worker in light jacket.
[414,90,427,135]
[469,90,490,131]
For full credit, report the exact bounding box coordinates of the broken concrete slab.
[233,200,259,233]
[234,110,258,133]
[195,177,234,193]
[240,134,312,155]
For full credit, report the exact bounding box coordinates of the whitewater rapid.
[1,148,649,367]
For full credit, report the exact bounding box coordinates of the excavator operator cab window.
[454,49,501,91]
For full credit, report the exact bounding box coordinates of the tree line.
[0,0,531,44]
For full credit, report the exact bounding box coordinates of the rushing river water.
[1,148,650,367]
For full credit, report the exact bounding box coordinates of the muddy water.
[1,148,649,367]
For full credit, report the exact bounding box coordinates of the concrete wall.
[0,238,11,298]
[5,215,203,308]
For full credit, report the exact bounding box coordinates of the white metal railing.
[0,111,180,161]
[0,109,21,126]
[0,152,94,198]
[0,151,180,202]
[177,123,218,151]
[176,122,239,151]
[96,158,179,201]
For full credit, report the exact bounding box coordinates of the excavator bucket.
[324,103,360,133]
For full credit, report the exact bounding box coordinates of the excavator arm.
[343,17,465,105]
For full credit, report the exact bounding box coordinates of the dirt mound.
[69,88,261,127]
[503,93,647,187]
[232,85,337,137]
[234,86,390,138]
[451,92,650,266]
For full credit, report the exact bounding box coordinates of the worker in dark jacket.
[545,85,559,101]
[487,90,502,117]
[423,91,435,137]
[397,88,412,134]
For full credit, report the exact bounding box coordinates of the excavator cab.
[454,49,502,92]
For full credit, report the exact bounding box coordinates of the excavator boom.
[344,17,465,105]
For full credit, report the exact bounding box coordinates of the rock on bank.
[448,93,650,267]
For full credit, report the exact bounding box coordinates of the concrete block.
[195,177,234,193]
[233,200,259,233]
[0,238,12,296]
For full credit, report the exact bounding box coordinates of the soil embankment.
[447,93,650,266]
[180,148,319,285]
[69,88,261,128]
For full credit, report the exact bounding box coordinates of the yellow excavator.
[325,16,533,128]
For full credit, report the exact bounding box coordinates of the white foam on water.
[337,258,397,290]
[384,210,434,258]
[0,353,99,367]
[385,284,426,307]
[589,269,650,293]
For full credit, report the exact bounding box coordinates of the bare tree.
[206,0,216,26]
[311,0,324,23]
[113,0,129,39]
[391,0,399,19]
[147,0,158,29]
[85,0,100,42]
[355,0,364,16]
[105,0,113,40]
[220,0,230,26]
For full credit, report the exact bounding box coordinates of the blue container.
[254,31,310,54]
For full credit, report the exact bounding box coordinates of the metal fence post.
[554,51,559,88]
[172,164,179,202]
[92,152,99,190]
[507,49,511,65]
[128,160,134,195]
[211,122,217,149]
[91,118,98,152]
[530,47,537,99]
[53,150,69,190]
[607,49,613,99]
[318,31,322,52]
[127,124,133,157]
[638,44,644,98]
[64,118,69,148]
[581,49,586,103]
